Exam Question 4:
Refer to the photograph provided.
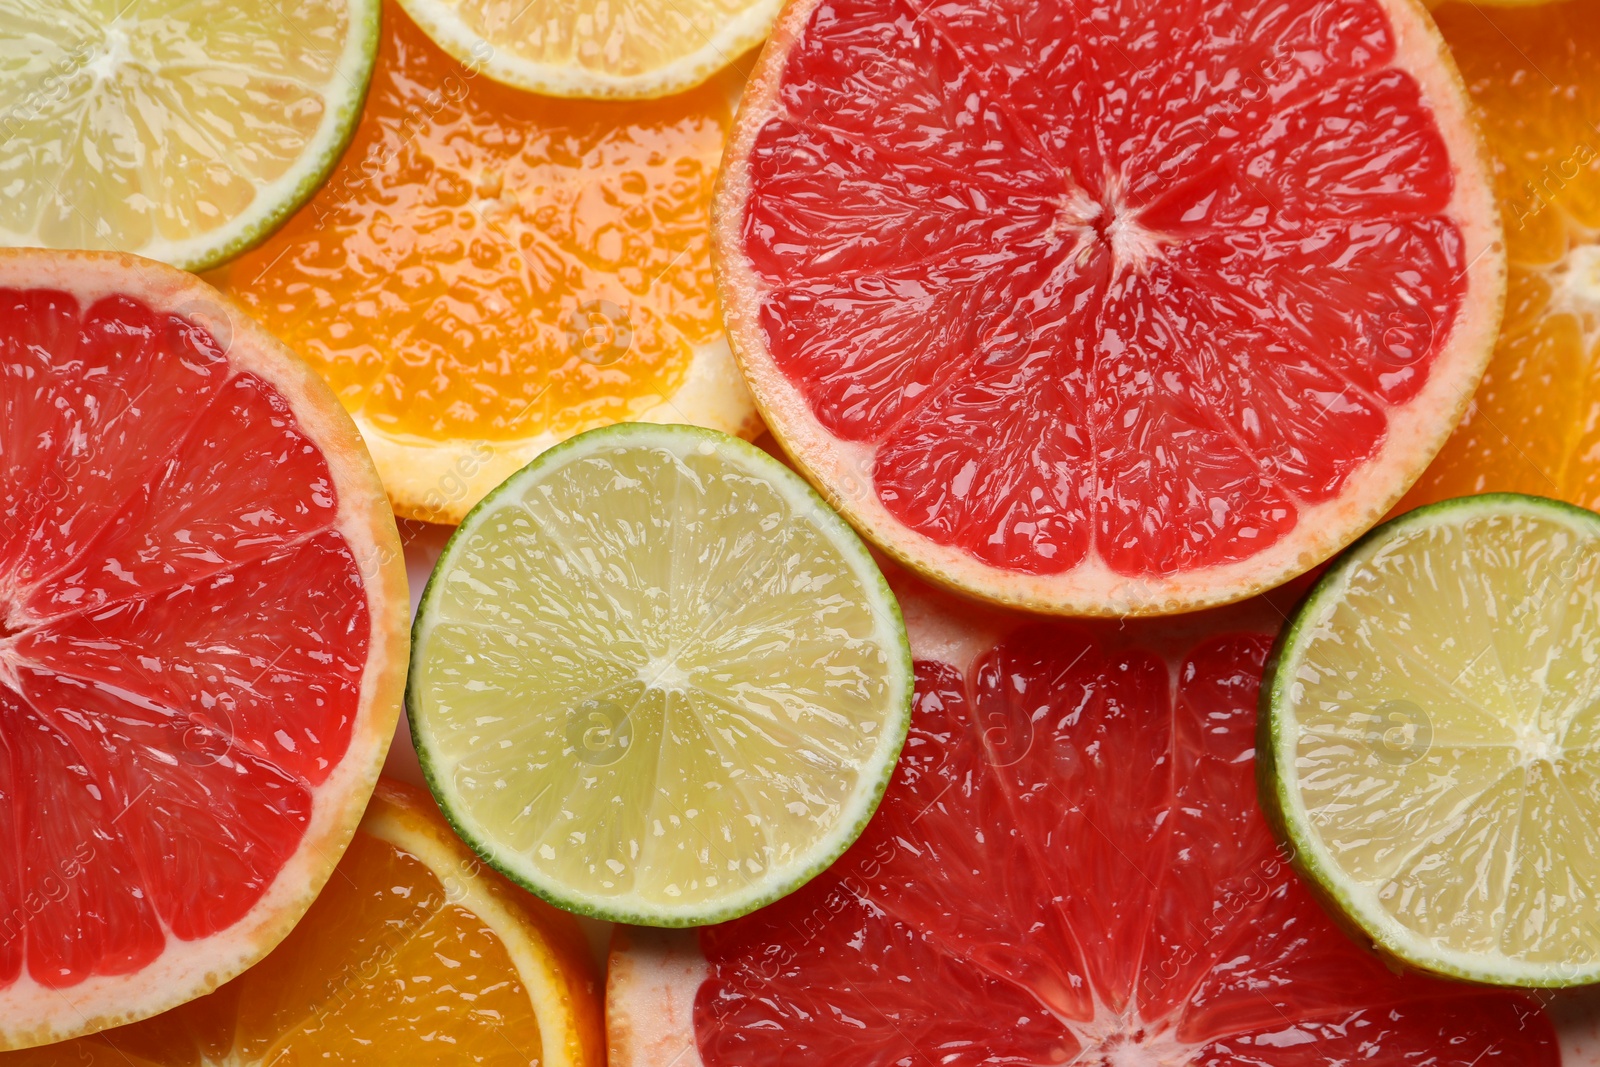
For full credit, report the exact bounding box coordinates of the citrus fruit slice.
[1402,0,1600,511]
[606,574,1559,1064]
[716,0,1505,616]
[408,423,913,926]
[0,249,408,1049]
[3,779,605,1066]
[1262,492,1600,987]
[208,2,760,527]
[0,0,378,271]
[395,0,778,98]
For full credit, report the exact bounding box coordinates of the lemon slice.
[408,424,913,926]
[0,0,378,270]
[1262,493,1600,987]
[394,0,778,98]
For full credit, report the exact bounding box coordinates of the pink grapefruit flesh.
[0,250,408,1049]
[609,579,1557,1066]
[715,0,1504,615]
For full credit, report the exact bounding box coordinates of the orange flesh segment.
[208,1,730,444]
[1404,0,1600,509]
[4,792,561,1066]
[0,287,369,993]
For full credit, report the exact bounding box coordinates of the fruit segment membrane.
[1405,0,1600,510]
[443,0,754,80]
[693,623,1557,1064]
[411,430,909,922]
[742,0,1468,577]
[1290,505,1600,971]
[0,787,556,1065]
[0,0,357,261]
[0,290,369,990]
[211,3,729,444]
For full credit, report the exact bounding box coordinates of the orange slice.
[0,250,407,1048]
[5,780,605,1066]
[1404,0,1600,509]
[207,2,760,525]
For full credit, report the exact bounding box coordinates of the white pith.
[0,0,379,271]
[364,335,762,525]
[1269,494,1600,987]
[713,0,1506,617]
[409,423,913,926]
[0,251,408,1049]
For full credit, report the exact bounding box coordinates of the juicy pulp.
[1267,495,1600,985]
[0,287,369,992]
[730,0,1488,584]
[692,613,1558,1064]
[211,3,731,446]
[408,425,912,925]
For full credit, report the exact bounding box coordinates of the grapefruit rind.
[392,0,782,99]
[408,422,913,927]
[606,927,708,1067]
[364,781,606,1067]
[713,0,1506,617]
[0,250,409,1050]
[1259,492,1600,988]
[372,338,763,526]
[0,0,380,273]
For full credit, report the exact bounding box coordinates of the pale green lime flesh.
[0,0,378,270]
[409,424,913,926]
[1262,493,1600,987]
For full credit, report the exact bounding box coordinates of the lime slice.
[1261,493,1600,987]
[394,0,780,98]
[0,0,378,270]
[408,424,914,926]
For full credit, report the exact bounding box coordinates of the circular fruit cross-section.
[395,0,783,99]
[604,576,1559,1065]
[716,0,1504,615]
[209,3,760,526]
[1263,493,1600,987]
[0,250,408,1049]
[0,0,378,271]
[4,779,604,1066]
[409,424,913,926]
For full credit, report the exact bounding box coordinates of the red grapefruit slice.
[715,0,1504,615]
[0,250,408,1049]
[608,577,1558,1065]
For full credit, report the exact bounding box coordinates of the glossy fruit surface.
[0,250,407,1048]
[396,0,781,98]
[1405,0,1600,511]
[717,0,1503,615]
[210,3,758,524]
[608,577,1559,1065]
[0,0,378,270]
[409,424,912,927]
[4,780,605,1066]
[1264,493,1600,986]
